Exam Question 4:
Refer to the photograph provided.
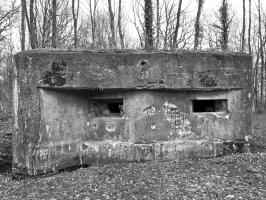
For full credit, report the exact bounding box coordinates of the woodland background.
[0,0,266,116]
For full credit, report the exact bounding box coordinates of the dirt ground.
[0,114,266,200]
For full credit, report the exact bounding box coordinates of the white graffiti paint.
[85,121,90,127]
[151,124,156,129]
[143,105,156,116]
[162,101,191,137]
[106,123,115,132]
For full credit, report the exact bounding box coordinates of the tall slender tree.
[89,0,98,47]
[241,0,245,52]
[248,0,251,54]
[172,0,182,49]
[156,0,160,50]
[117,0,124,48]
[29,0,37,49]
[144,0,153,49]
[194,0,204,50]
[72,0,79,48]
[21,0,25,51]
[108,0,116,48]
[213,0,232,51]
[52,0,57,48]
[258,0,264,104]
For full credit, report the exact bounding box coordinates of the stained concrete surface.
[12,50,252,175]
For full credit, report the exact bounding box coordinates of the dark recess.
[192,99,228,112]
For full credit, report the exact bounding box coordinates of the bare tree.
[34,0,73,49]
[88,0,98,47]
[156,0,160,50]
[172,0,182,49]
[0,2,19,44]
[258,0,264,104]
[132,0,145,48]
[52,0,57,48]
[72,0,80,48]
[213,0,233,51]
[118,0,124,49]
[161,0,176,49]
[29,0,38,49]
[21,0,25,51]
[248,0,251,54]
[144,0,153,49]
[21,0,38,49]
[241,0,245,52]
[108,0,116,48]
[194,0,204,50]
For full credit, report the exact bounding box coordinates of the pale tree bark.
[258,0,264,104]
[248,0,251,54]
[194,0,203,50]
[156,0,160,50]
[40,0,49,48]
[132,0,145,48]
[118,0,124,48]
[52,0,57,48]
[21,0,37,49]
[144,0,153,49]
[241,0,245,52]
[21,0,25,51]
[254,39,259,108]
[89,0,98,47]
[72,0,79,48]
[29,0,37,49]
[172,0,182,49]
[108,0,116,48]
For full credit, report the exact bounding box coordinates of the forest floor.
[0,114,266,200]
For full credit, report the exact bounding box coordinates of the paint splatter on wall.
[143,105,155,116]
[106,123,115,132]
[162,101,191,137]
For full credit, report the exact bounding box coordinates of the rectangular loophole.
[93,98,123,117]
[192,99,228,112]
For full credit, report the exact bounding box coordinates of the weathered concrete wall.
[0,116,13,166]
[12,50,253,175]
[19,50,252,90]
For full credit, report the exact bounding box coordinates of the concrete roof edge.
[37,86,243,91]
[15,48,251,57]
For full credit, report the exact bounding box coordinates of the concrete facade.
[12,50,252,175]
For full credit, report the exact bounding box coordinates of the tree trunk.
[41,0,48,48]
[248,0,251,54]
[258,0,264,104]
[108,0,116,48]
[21,0,30,33]
[52,0,57,48]
[89,0,98,47]
[156,0,160,50]
[144,0,153,49]
[241,0,245,52]
[254,43,259,109]
[172,0,182,49]
[118,0,124,48]
[29,0,37,49]
[194,0,203,50]
[21,0,25,51]
[72,0,79,48]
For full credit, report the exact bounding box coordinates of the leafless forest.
[0,0,266,114]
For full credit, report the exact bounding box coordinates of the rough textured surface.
[13,50,253,175]
[0,115,13,167]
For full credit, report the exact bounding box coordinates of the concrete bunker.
[12,50,252,175]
